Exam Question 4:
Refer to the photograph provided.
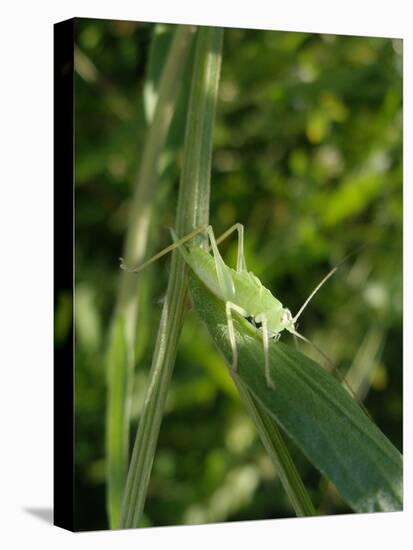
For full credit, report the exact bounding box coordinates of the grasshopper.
[120,223,337,388]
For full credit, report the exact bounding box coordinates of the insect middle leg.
[225,301,248,371]
[255,314,274,389]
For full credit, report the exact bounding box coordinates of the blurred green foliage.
[68,19,402,530]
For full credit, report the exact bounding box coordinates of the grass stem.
[105,24,195,528]
[119,27,224,529]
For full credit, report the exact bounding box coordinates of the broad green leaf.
[189,271,403,513]
[231,376,316,516]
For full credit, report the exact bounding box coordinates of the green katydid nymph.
[120,223,337,388]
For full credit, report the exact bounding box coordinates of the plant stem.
[119,27,224,529]
[105,24,195,529]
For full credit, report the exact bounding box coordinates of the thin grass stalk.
[105,24,196,529]
[119,27,224,529]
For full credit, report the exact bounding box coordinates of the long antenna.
[292,330,334,367]
[293,267,337,323]
[292,329,372,418]
[293,242,372,323]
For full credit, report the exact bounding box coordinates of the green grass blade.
[105,24,196,529]
[119,27,224,529]
[105,315,128,527]
[231,376,316,516]
[189,271,403,513]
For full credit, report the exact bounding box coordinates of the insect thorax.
[266,306,295,337]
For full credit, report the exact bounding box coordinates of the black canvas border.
[54,17,75,532]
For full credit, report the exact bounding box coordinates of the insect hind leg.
[120,224,209,273]
[214,223,247,272]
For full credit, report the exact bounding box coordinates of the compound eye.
[282,309,292,324]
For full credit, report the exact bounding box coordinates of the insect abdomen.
[186,246,224,299]
[186,246,284,329]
